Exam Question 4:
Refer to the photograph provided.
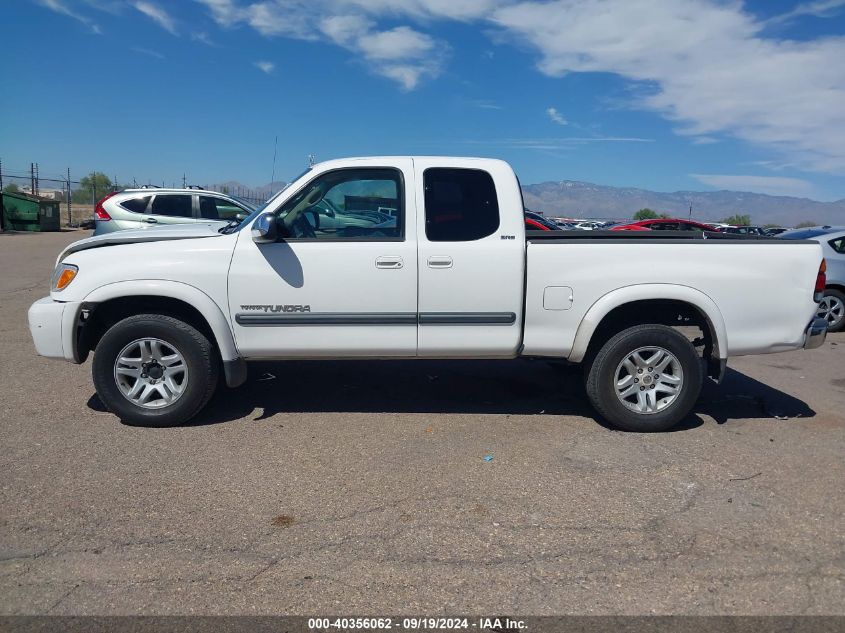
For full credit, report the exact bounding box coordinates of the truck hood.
[57,222,228,264]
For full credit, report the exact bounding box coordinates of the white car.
[28,156,828,432]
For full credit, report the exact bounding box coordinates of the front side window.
[200,196,247,220]
[150,194,193,218]
[424,168,499,242]
[276,168,402,240]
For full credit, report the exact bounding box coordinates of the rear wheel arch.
[570,287,727,380]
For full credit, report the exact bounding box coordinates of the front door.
[228,161,418,358]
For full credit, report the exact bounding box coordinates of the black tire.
[585,324,703,432]
[92,314,219,427]
[820,288,845,332]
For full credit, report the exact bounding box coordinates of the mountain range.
[212,178,845,227]
[522,181,844,226]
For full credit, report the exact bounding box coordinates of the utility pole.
[689,204,693,220]
[308,154,316,167]
[67,167,72,227]
[34,163,39,197]
[182,173,187,188]
[30,163,36,196]
[271,135,278,185]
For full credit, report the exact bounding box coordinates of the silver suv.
[93,188,256,236]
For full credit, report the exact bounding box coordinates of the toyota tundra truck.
[27,157,829,432]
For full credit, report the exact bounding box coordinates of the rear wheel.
[818,289,845,332]
[585,325,702,432]
[92,314,219,426]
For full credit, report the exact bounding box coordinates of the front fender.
[83,280,239,362]
[567,284,728,363]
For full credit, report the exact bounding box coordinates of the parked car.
[611,219,720,232]
[524,211,561,231]
[28,156,827,433]
[779,226,845,332]
[722,225,766,236]
[573,221,604,230]
[763,227,787,236]
[93,188,256,236]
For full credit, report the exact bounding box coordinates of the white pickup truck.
[28,157,829,432]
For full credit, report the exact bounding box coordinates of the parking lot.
[1,229,843,615]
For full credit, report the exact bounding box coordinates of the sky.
[1,0,845,201]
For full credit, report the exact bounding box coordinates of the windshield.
[220,168,312,233]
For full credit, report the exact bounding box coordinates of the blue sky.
[2,0,845,200]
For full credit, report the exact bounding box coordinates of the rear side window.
[424,168,499,241]
[830,238,845,254]
[150,194,193,217]
[120,196,151,214]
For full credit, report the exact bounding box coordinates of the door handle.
[144,217,158,224]
[427,256,453,269]
[375,256,404,269]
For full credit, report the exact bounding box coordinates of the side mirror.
[251,213,277,243]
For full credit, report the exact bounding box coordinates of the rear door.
[147,193,196,227]
[415,159,525,357]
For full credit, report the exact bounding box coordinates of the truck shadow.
[93,360,815,431]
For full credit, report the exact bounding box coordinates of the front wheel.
[92,314,219,426]
[585,325,703,432]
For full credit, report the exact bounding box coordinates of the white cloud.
[194,0,244,26]
[133,1,178,35]
[254,60,275,73]
[766,0,845,26]
[490,0,845,174]
[546,107,567,126]
[38,0,100,33]
[195,1,445,89]
[186,0,845,173]
[690,174,817,198]
[191,31,215,45]
[320,14,374,45]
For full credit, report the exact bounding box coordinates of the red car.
[611,219,720,232]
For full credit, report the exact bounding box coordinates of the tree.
[72,172,113,204]
[794,220,817,229]
[720,214,751,226]
[633,208,659,220]
[2,183,20,193]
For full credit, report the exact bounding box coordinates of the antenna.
[271,135,278,185]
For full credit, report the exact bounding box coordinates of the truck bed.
[526,229,789,243]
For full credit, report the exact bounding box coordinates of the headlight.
[52,264,78,291]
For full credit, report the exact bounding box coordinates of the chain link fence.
[1,162,277,228]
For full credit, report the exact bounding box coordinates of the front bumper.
[803,317,828,350]
[28,297,83,361]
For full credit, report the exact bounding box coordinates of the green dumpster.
[1,192,61,231]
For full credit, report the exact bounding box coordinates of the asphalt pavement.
[1,229,842,615]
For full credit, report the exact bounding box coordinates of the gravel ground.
[0,229,842,615]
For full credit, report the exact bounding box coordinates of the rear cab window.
[423,168,500,241]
